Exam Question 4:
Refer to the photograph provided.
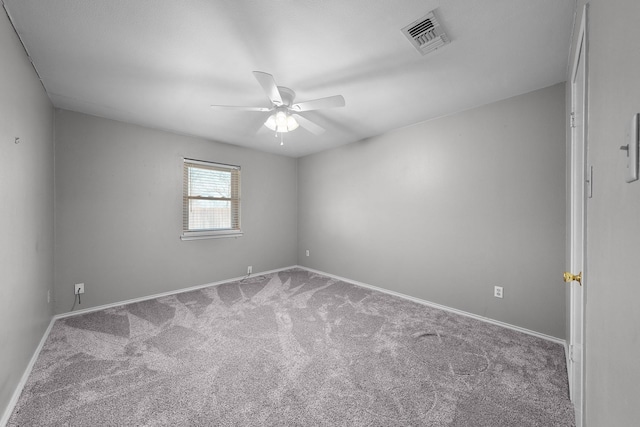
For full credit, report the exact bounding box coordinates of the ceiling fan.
[210,71,345,135]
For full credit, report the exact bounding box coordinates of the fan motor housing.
[277,86,296,107]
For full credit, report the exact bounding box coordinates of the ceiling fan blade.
[292,95,345,112]
[210,105,272,112]
[292,114,325,135]
[253,71,283,106]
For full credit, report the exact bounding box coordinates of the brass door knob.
[563,271,582,286]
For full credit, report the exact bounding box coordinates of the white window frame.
[181,158,242,240]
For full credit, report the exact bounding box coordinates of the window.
[181,158,242,240]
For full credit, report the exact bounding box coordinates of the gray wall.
[570,1,640,424]
[54,110,297,314]
[0,10,54,421]
[298,84,567,339]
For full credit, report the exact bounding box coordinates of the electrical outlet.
[74,283,85,295]
[494,286,503,299]
[306,250,310,257]
[247,266,252,274]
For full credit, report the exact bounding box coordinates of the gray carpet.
[9,269,575,426]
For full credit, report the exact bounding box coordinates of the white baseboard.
[297,265,567,346]
[1,317,56,427]
[56,265,298,319]
[61,263,565,346]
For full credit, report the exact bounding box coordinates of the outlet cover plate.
[494,286,503,298]
[74,283,85,294]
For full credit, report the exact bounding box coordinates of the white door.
[567,6,588,427]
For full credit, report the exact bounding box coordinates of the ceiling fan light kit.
[211,71,345,140]
[264,109,299,133]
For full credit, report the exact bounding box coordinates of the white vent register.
[402,11,450,55]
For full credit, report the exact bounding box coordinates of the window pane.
[189,168,231,198]
[188,199,231,230]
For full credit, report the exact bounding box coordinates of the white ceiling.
[4,0,576,158]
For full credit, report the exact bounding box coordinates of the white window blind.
[182,159,242,240]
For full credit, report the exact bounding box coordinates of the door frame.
[568,4,589,426]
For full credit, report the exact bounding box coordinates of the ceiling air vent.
[401,11,450,55]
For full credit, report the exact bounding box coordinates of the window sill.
[180,231,243,241]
